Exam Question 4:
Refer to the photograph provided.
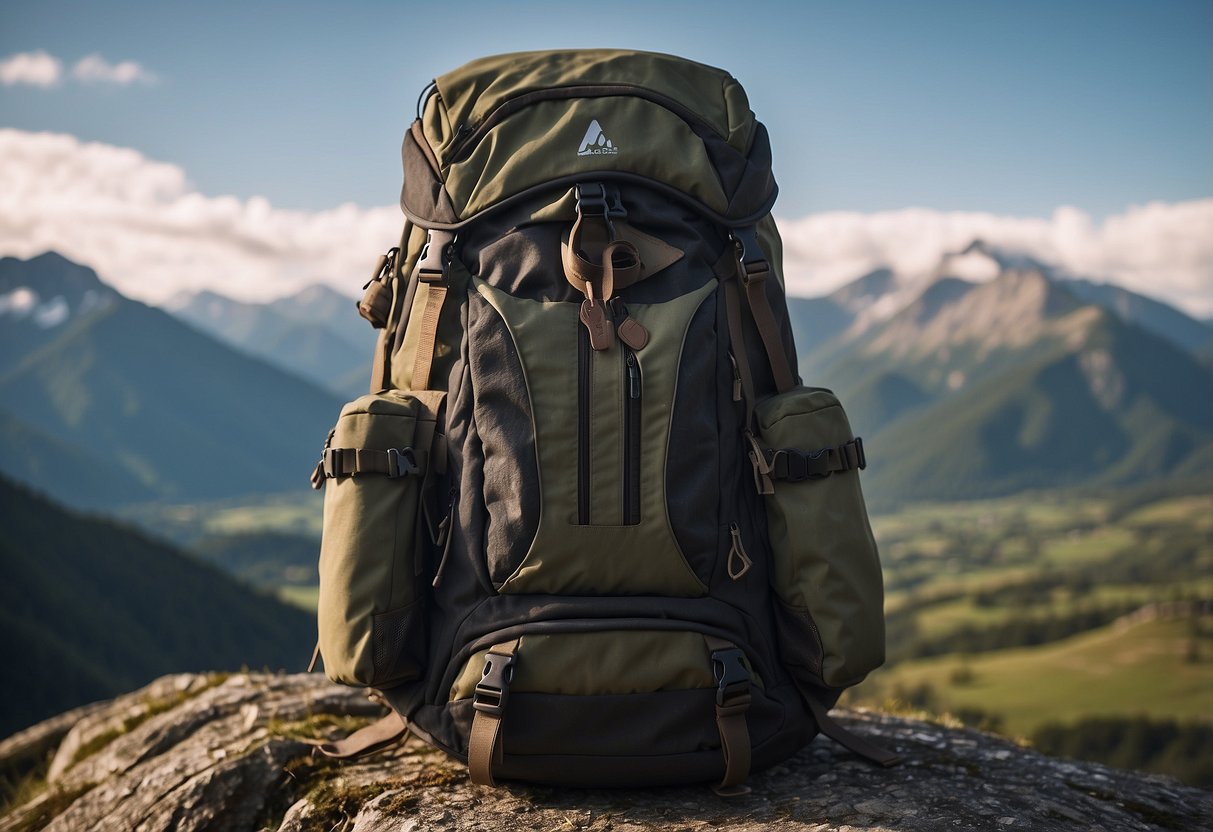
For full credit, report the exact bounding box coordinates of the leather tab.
[579,299,615,351]
[616,316,649,350]
[314,711,408,760]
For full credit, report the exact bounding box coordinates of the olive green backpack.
[310,49,896,793]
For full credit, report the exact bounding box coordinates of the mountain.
[165,284,376,399]
[0,252,119,371]
[1062,277,1213,358]
[0,253,344,510]
[791,241,1213,507]
[0,475,314,738]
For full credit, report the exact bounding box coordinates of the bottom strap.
[804,695,900,767]
[314,712,409,760]
[467,640,520,786]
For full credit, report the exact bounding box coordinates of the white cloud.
[0,128,1209,319]
[0,50,62,87]
[0,129,401,304]
[71,54,157,86]
[776,200,1213,317]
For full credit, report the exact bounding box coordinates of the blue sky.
[2,0,1210,220]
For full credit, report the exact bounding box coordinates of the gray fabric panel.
[467,292,541,583]
[401,127,458,224]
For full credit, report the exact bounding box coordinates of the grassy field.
[845,488,1213,785]
[120,490,323,548]
[278,585,319,611]
[849,613,1213,737]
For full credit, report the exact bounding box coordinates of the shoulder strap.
[732,226,796,394]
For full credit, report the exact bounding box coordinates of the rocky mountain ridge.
[2,672,1209,832]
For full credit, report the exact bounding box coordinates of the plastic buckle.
[805,447,832,480]
[712,648,751,708]
[782,450,807,483]
[417,231,456,284]
[322,448,338,478]
[855,437,867,471]
[385,447,419,479]
[473,652,516,717]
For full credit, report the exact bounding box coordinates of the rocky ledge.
[0,673,1208,832]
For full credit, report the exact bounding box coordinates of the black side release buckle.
[385,447,420,478]
[712,648,752,708]
[473,651,516,717]
[574,182,627,219]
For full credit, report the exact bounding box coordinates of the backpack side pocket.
[755,387,885,689]
[316,390,443,687]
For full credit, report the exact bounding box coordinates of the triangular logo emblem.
[576,119,618,156]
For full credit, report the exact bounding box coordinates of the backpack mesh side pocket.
[755,387,885,689]
[316,390,440,687]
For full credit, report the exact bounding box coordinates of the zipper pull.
[611,298,650,351]
[579,298,615,351]
[626,351,641,399]
[431,491,457,588]
[728,353,743,402]
[727,523,753,580]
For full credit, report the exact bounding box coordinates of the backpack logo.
[576,119,619,156]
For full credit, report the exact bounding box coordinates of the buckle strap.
[468,640,520,787]
[767,437,866,482]
[731,227,797,395]
[312,446,423,488]
[705,637,753,796]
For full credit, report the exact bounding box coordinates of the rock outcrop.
[1,673,1208,832]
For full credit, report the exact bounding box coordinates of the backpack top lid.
[402,49,778,229]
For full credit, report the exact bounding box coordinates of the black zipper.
[577,323,591,525]
[623,348,642,525]
[438,616,761,714]
[445,83,724,165]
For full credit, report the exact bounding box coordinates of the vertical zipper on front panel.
[623,348,642,525]
[577,324,591,525]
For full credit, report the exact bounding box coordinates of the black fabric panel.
[397,682,814,788]
[466,293,540,584]
[454,187,727,306]
[666,293,720,584]
[502,689,723,758]
[724,123,778,220]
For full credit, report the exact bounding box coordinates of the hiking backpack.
[310,49,894,792]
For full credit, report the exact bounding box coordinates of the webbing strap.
[768,438,866,482]
[409,229,455,391]
[313,446,423,486]
[734,228,796,394]
[467,639,520,786]
[720,257,756,430]
[314,711,408,760]
[804,694,901,767]
[410,283,447,391]
[705,635,752,796]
